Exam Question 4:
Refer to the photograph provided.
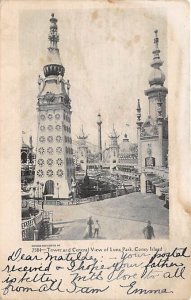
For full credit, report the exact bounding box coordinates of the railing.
[142,166,169,179]
[44,188,135,206]
[22,210,53,240]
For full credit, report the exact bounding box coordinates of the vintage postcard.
[0,0,190,299]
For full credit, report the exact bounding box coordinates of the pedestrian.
[143,220,155,239]
[87,216,94,238]
[94,220,101,238]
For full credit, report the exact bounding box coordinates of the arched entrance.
[21,152,27,163]
[44,180,54,195]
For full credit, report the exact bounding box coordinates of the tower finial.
[136,99,141,121]
[154,29,159,49]
[151,29,163,68]
[48,13,59,50]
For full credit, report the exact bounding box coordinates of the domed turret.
[147,30,166,87]
[149,68,165,86]
[144,30,168,120]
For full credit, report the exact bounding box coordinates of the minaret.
[109,125,119,173]
[34,13,74,199]
[145,30,168,166]
[97,113,102,162]
[138,30,168,193]
[145,30,168,120]
[77,125,88,171]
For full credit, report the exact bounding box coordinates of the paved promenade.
[44,192,169,240]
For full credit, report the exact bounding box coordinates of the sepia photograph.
[20,9,169,241]
[0,1,191,299]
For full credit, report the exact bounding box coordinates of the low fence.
[44,187,135,206]
[22,210,53,241]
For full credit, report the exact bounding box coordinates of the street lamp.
[57,183,60,199]
[40,182,44,199]
[36,181,40,201]
[32,186,36,216]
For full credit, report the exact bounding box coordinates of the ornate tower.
[109,125,119,172]
[137,30,168,193]
[97,113,102,162]
[144,30,168,120]
[34,14,74,199]
[77,125,88,171]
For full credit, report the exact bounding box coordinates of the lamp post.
[37,181,40,201]
[97,113,102,163]
[40,182,44,199]
[57,183,60,199]
[33,186,36,216]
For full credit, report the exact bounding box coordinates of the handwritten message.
[1,246,190,297]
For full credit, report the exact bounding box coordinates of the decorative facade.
[21,135,36,185]
[109,126,119,172]
[137,30,169,200]
[34,14,74,198]
[76,126,88,171]
[97,113,103,162]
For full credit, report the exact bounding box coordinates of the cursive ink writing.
[120,280,173,295]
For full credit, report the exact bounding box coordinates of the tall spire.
[151,29,163,68]
[48,13,59,50]
[146,30,166,87]
[78,125,88,139]
[43,13,65,77]
[136,99,141,122]
[109,124,119,139]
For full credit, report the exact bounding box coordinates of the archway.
[21,152,27,163]
[44,180,54,195]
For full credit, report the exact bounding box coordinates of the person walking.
[87,216,94,238]
[143,220,155,239]
[94,220,101,238]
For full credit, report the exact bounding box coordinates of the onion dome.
[148,30,165,86]
[43,13,65,78]
[149,68,165,86]
[145,30,168,97]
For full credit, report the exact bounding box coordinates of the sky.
[20,8,167,148]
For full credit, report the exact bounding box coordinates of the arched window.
[21,152,27,163]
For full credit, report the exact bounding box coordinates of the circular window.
[56,158,63,166]
[48,125,53,131]
[47,147,53,154]
[55,113,60,120]
[47,136,53,143]
[40,114,45,121]
[48,114,53,120]
[40,125,45,131]
[56,147,62,154]
[56,136,62,143]
[37,169,44,177]
[56,125,61,131]
[57,169,64,177]
[38,147,45,155]
[38,159,44,167]
[39,136,45,143]
[47,158,54,166]
[47,169,53,177]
